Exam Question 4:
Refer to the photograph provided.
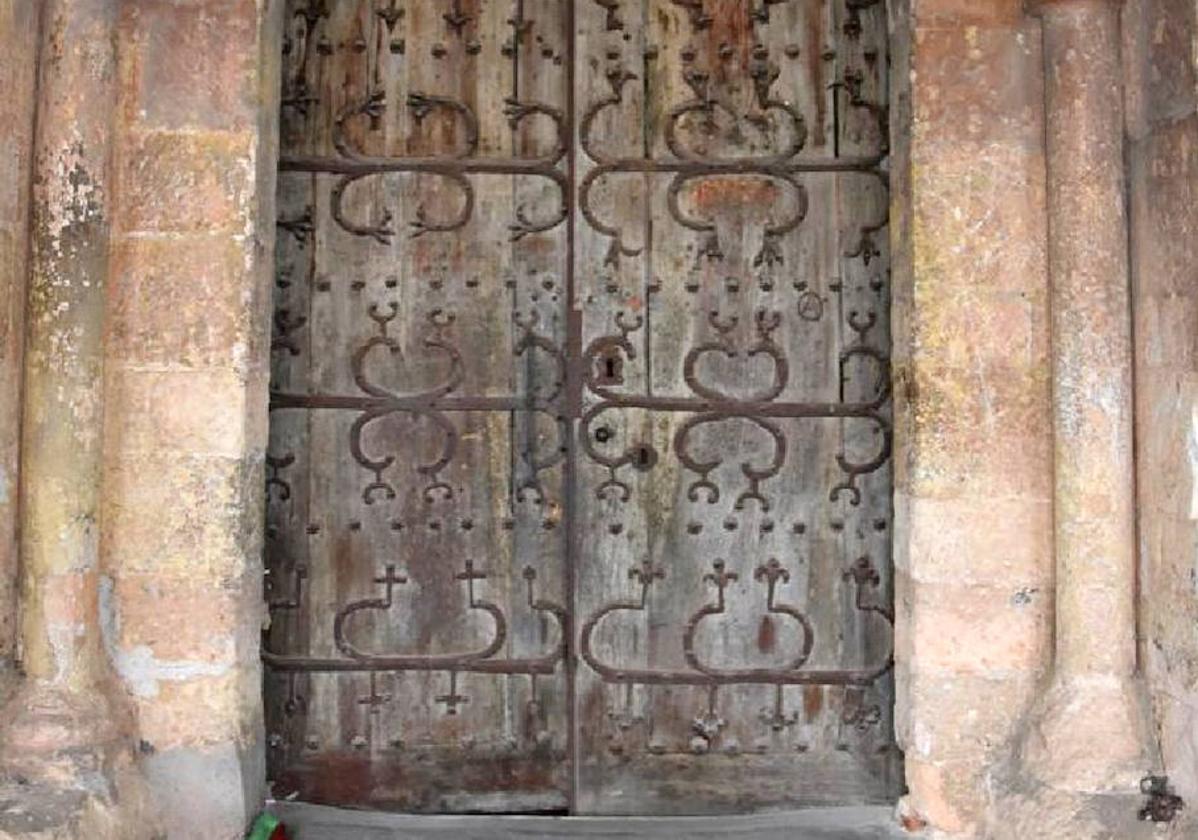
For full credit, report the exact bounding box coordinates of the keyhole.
[596,350,624,385]
[633,444,658,472]
[595,426,613,443]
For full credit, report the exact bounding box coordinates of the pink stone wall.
[0,0,40,679]
[100,1,282,835]
[891,1,1054,833]
[1125,0,1198,819]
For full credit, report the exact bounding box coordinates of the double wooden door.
[265,0,898,816]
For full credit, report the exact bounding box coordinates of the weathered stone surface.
[1,9,141,821]
[93,0,284,835]
[103,452,261,579]
[897,495,1052,586]
[0,767,155,840]
[141,743,264,840]
[115,130,256,235]
[0,0,39,680]
[897,359,1051,501]
[898,577,1051,675]
[896,670,1041,761]
[108,235,263,372]
[911,0,1028,26]
[105,367,263,459]
[902,756,989,835]
[118,0,259,132]
[892,2,1054,832]
[132,671,253,750]
[1126,0,1198,829]
[1018,0,1149,797]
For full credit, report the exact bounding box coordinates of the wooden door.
[264,0,898,816]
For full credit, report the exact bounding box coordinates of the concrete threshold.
[270,802,908,839]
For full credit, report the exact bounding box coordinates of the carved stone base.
[0,683,160,839]
[0,770,159,840]
[1020,674,1153,794]
[0,682,122,786]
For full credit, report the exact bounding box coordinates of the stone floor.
[0,783,90,837]
[270,803,909,840]
[0,767,159,840]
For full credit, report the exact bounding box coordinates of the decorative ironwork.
[266,0,894,807]
[265,561,567,680]
[579,556,889,686]
[267,0,893,683]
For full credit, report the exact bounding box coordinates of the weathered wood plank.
[267,0,896,816]
[571,0,898,814]
[266,0,570,812]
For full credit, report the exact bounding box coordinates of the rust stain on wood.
[689,176,781,214]
[757,615,777,654]
[804,685,824,719]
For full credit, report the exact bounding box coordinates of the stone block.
[1138,0,1198,128]
[910,287,1043,372]
[898,493,1051,585]
[902,755,988,836]
[103,451,261,579]
[1140,512,1198,637]
[896,667,1039,761]
[105,366,259,459]
[914,0,1026,27]
[1136,292,1198,373]
[911,23,1042,150]
[1128,115,1198,299]
[116,129,255,235]
[128,669,247,748]
[896,360,1052,501]
[118,0,259,132]
[142,741,260,840]
[1135,367,1198,517]
[109,573,252,665]
[896,574,1051,677]
[109,234,265,372]
[910,147,1049,305]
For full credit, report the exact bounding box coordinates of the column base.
[0,766,160,840]
[1020,673,1153,794]
[0,681,160,838]
[0,681,123,785]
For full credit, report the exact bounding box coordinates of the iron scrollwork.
[580,556,892,687]
[572,0,894,702]
[266,0,894,744]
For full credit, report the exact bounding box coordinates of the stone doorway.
[262,0,898,816]
[4,1,1195,838]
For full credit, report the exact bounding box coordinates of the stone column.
[1023,0,1149,792]
[0,0,126,779]
[0,1,41,675]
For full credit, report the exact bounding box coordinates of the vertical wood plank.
[266,0,896,816]
[572,0,899,813]
[265,0,570,812]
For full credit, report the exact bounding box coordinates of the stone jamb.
[0,0,1184,837]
